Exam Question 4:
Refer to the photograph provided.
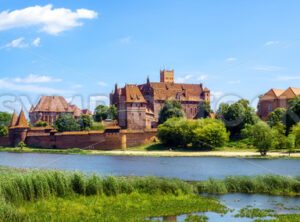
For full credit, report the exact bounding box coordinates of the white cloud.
[252,65,283,71]
[276,76,300,81]
[0,4,98,35]
[265,41,280,46]
[1,37,28,49]
[176,75,193,83]
[98,81,108,86]
[32,37,40,47]
[228,80,241,84]
[197,75,208,81]
[226,57,237,62]
[0,78,72,94]
[119,36,132,44]
[13,74,62,83]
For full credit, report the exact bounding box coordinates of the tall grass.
[0,170,193,204]
[195,175,300,195]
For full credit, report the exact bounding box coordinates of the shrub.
[192,118,229,149]
[17,142,26,149]
[35,121,48,127]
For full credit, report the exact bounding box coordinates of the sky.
[1,0,300,114]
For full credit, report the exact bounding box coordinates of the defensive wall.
[5,127,157,150]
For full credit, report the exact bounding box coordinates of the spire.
[147,76,150,85]
[16,110,29,128]
[10,111,18,127]
[115,83,118,93]
[29,105,34,112]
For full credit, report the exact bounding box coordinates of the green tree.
[216,99,258,137]
[77,115,93,131]
[192,118,229,149]
[157,117,194,147]
[291,122,300,147]
[158,100,184,124]
[0,112,12,137]
[18,141,26,150]
[271,123,287,149]
[195,101,212,119]
[286,134,295,156]
[286,96,300,132]
[35,120,48,127]
[94,105,118,122]
[55,113,80,132]
[250,121,273,156]
[267,108,286,127]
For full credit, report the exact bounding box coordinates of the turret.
[9,110,29,147]
[10,111,18,127]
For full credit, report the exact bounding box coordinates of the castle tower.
[10,111,18,127]
[9,110,29,147]
[160,70,174,83]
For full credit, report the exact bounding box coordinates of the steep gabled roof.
[70,104,82,117]
[124,85,147,103]
[147,82,205,101]
[81,109,92,115]
[260,88,284,100]
[31,96,74,113]
[279,87,300,99]
[16,110,29,127]
[10,111,18,127]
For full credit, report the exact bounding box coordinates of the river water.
[0,152,299,180]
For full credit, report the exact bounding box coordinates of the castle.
[110,70,210,130]
[257,87,300,120]
[29,96,92,126]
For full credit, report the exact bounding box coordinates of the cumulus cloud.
[13,74,62,83]
[226,57,237,62]
[253,65,283,71]
[265,41,280,46]
[0,4,98,35]
[98,81,108,86]
[32,37,40,47]
[0,78,72,94]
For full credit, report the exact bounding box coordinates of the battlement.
[160,69,174,83]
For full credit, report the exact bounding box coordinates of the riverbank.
[1,145,300,158]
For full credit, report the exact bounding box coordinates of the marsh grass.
[195,175,300,195]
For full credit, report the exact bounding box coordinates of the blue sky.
[1,0,300,113]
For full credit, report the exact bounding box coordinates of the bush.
[158,118,229,149]
[158,100,184,124]
[55,113,80,132]
[35,120,48,127]
[250,122,273,156]
[90,122,106,131]
[192,118,229,149]
[77,115,93,131]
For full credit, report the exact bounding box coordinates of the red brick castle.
[110,70,210,130]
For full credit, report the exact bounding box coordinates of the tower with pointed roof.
[9,110,30,147]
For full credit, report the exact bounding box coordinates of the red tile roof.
[10,111,18,127]
[32,96,74,112]
[16,110,29,128]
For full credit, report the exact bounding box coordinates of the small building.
[257,87,300,120]
[110,70,210,130]
[29,96,92,126]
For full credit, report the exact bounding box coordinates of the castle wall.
[21,129,157,150]
[0,137,10,146]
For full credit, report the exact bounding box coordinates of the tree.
[192,118,229,149]
[195,101,212,119]
[0,112,12,137]
[286,134,295,156]
[157,117,194,147]
[271,123,287,149]
[18,141,26,150]
[286,96,300,132]
[35,120,48,127]
[94,105,118,122]
[216,99,258,137]
[77,115,93,131]
[55,113,80,132]
[158,100,184,124]
[291,122,300,147]
[250,121,273,156]
[267,108,286,127]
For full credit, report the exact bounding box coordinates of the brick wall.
[23,129,157,150]
[0,137,10,146]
